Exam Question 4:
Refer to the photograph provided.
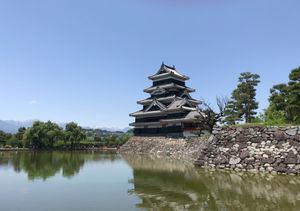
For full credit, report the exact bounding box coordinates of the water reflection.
[1,151,300,210]
[0,151,119,180]
[123,155,300,211]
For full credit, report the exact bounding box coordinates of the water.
[0,151,299,211]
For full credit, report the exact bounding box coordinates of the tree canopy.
[266,67,300,124]
[23,121,63,149]
[0,121,131,149]
[224,72,260,124]
[65,122,86,147]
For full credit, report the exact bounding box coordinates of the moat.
[0,151,300,211]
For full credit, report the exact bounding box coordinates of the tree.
[23,121,63,149]
[287,67,300,123]
[265,84,289,124]
[264,107,286,125]
[15,127,26,141]
[196,96,229,133]
[224,72,260,124]
[266,67,300,124]
[0,130,12,146]
[65,122,86,148]
[223,99,240,124]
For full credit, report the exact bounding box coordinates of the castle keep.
[130,63,202,137]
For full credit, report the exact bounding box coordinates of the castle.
[130,63,202,137]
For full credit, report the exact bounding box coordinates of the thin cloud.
[29,100,37,105]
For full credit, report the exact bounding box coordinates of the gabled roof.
[179,90,202,104]
[137,94,201,105]
[137,95,177,105]
[144,99,166,112]
[130,98,195,117]
[179,90,192,99]
[149,63,189,81]
[167,97,195,110]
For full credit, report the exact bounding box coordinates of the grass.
[231,122,300,127]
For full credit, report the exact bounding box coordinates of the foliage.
[0,121,131,149]
[23,121,64,149]
[15,127,26,141]
[0,130,12,146]
[264,107,287,125]
[266,67,300,124]
[196,96,229,133]
[224,72,260,124]
[65,122,86,148]
[250,113,265,124]
[89,133,131,147]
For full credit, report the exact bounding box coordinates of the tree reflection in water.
[0,151,119,180]
[1,152,300,210]
[123,155,300,211]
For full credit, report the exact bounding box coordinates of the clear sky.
[0,0,299,128]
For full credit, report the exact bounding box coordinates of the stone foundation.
[120,126,300,174]
[195,126,300,174]
[119,136,209,162]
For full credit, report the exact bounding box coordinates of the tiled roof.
[149,64,189,80]
[144,83,195,93]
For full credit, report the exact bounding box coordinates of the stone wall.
[195,126,300,174]
[119,136,209,162]
[120,126,300,174]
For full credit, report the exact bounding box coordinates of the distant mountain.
[0,120,131,134]
[91,126,131,133]
[0,120,36,133]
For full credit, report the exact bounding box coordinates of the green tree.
[15,127,26,147]
[265,84,289,124]
[65,122,86,148]
[6,136,18,147]
[23,121,63,149]
[0,130,12,146]
[15,127,26,141]
[224,72,260,124]
[223,99,240,124]
[266,67,300,124]
[264,107,287,125]
[287,67,300,123]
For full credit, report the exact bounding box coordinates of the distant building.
[130,63,203,137]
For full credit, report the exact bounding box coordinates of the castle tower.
[130,63,202,137]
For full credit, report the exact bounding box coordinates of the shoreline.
[0,147,118,152]
[119,126,300,175]
[0,148,30,151]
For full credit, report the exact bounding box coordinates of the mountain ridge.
[0,119,130,134]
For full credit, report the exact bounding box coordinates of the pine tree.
[223,99,239,124]
[224,72,260,124]
[266,67,300,124]
[287,67,300,123]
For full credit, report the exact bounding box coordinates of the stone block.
[229,157,241,165]
[274,131,287,142]
[286,128,298,136]
[284,157,297,164]
[240,150,250,160]
[275,163,287,173]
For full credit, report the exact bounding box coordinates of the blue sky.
[0,0,299,128]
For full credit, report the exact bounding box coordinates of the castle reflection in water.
[123,154,300,211]
[1,151,300,211]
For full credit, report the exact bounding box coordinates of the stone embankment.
[119,126,300,174]
[195,126,300,174]
[119,136,209,162]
